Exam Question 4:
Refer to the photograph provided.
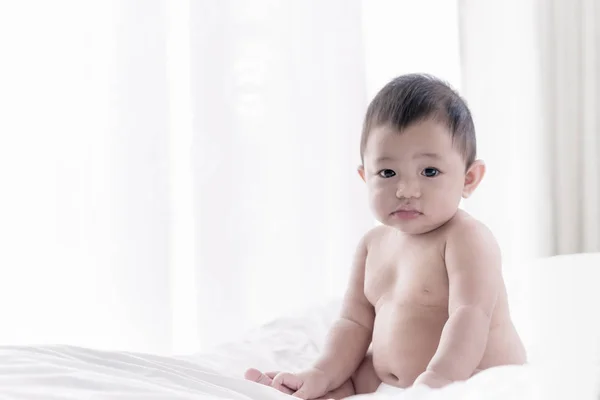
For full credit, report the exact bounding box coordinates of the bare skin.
[245,120,527,399]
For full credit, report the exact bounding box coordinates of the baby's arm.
[311,233,375,391]
[416,221,501,387]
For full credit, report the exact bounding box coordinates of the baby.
[245,74,527,399]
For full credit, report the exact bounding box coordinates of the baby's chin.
[388,224,436,235]
[380,214,450,235]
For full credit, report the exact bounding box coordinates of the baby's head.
[358,74,485,234]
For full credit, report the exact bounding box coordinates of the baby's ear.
[462,160,485,198]
[357,165,366,182]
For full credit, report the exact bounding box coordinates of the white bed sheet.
[0,318,589,400]
[0,344,542,400]
[1,254,599,399]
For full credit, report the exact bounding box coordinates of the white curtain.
[0,1,173,353]
[541,0,600,254]
[8,0,594,356]
[187,0,374,351]
[459,0,600,262]
[0,0,378,354]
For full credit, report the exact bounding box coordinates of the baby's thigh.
[351,352,381,394]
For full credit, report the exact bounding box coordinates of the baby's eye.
[421,167,440,178]
[377,169,396,178]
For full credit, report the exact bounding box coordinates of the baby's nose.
[396,180,421,199]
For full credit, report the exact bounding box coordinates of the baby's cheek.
[432,188,462,212]
[369,191,391,215]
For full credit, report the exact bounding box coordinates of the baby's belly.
[371,301,448,388]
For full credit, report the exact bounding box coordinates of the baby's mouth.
[391,208,423,220]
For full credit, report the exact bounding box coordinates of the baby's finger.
[292,387,311,399]
[265,371,279,379]
[272,372,301,394]
[244,368,273,386]
[292,385,327,399]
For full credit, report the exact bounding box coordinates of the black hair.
[360,73,476,167]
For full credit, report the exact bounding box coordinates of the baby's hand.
[271,367,332,399]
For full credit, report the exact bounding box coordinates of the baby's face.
[361,120,470,234]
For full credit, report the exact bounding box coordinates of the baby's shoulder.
[444,210,501,262]
[445,209,494,238]
[360,224,390,248]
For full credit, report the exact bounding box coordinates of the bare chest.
[363,235,449,310]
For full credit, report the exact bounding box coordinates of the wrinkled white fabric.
[0,343,584,400]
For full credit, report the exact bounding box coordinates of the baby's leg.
[316,353,381,399]
[315,379,354,400]
[350,352,381,394]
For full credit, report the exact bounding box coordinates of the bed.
[1,253,599,399]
